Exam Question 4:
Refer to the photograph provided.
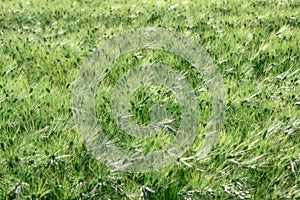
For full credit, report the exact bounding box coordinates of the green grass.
[0,0,299,199]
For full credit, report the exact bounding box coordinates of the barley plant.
[0,0,299,199]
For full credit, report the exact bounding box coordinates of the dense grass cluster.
[0,0,299,199]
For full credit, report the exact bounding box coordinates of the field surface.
[0,0,299,199]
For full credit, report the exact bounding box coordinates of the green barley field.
[0,0,299,199]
